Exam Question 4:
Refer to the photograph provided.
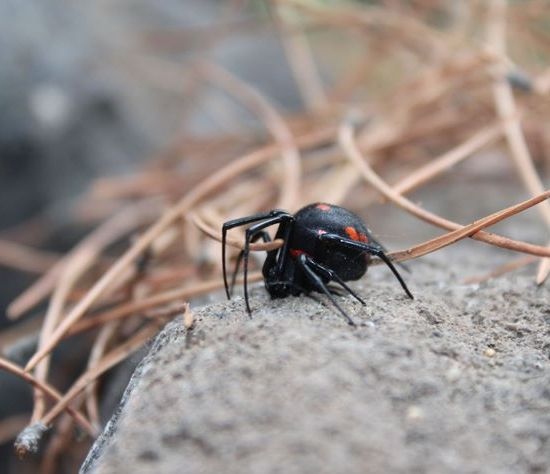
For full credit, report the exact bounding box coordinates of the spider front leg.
[319,233,413,299]
[241,214,294,314]
[222,210,289,299]
[228,230,271,298]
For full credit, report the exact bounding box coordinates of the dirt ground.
[80,236,550,474]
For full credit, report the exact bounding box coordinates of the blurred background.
[1,1,549,472]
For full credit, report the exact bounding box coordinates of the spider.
[222,202,413,326]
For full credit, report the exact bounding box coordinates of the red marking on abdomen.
[315,203,331,211]
[290,249,307,259]
[345,226,369,243]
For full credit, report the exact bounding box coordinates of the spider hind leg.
[319,233,413,300]
[296,254,357,326]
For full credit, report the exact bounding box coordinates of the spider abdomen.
[289,203,373,281]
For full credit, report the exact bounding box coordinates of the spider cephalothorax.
[222,202,413,325]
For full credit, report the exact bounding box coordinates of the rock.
[81,257,550,474]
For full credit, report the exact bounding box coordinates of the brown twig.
[388,191,550,263]
[0,358,95,437]
[487,0,550,283]
[339,120,550,258]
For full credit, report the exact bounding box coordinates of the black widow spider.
[222,202,413,326]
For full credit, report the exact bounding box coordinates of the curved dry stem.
[339,120,550,259]
[0,358,95,437]
[389,191,550,262]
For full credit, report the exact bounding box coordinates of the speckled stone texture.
[81,250,550,474]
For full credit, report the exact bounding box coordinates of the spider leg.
[229,231,271,297]
[304,256,366,305]
[242,215,294,314]
[296,254,356,326]
[370,237,411,273]
[319,233,414,299]
[222,210,289,299]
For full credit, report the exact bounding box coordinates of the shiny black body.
[222,203,413,325]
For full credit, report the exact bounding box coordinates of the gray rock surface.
[81,251,550,474]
